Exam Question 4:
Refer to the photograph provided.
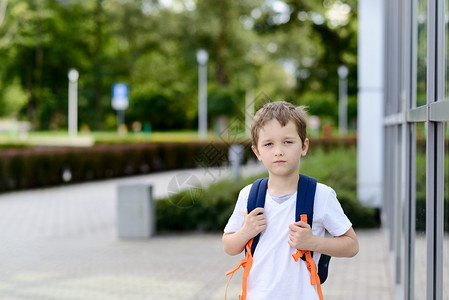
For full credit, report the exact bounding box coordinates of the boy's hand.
[288,221,315,250]
[242,207,267,239]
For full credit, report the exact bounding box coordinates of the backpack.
[225,174,329,300]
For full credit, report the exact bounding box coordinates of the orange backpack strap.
[225,239,254,300]
[224,178,267,300]
[292,214,324,300]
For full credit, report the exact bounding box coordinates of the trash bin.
[117,184,155,239]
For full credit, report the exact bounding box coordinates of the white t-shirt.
[224,182,352,300]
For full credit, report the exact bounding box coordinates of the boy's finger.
[293,221,309,228]
[289,223,303,231]
[249,207,265,216]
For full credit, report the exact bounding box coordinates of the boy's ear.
[301,138,309,157]
[251,145,262,161]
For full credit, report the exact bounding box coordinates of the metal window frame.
[426,0,444,299]
[402,0,415,299]
[407,106,427,122]
[382,0,448,299]
[429,100,449,121]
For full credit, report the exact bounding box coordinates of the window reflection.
[446,0,449,100]
[444,122,449,299]
[415,122,426,299]
[416,0,427,107]
[444,0,449,298]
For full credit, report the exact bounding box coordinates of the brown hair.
[251,101,308,149]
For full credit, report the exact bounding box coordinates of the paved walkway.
[0,164,394,300]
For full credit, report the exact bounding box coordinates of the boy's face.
[252,119,309,178]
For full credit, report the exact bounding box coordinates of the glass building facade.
[382,0,449,299]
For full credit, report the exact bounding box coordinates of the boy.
[223,101,359,300]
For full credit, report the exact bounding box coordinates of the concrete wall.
[357,0,384,208]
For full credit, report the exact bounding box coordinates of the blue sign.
[112,83,129,111]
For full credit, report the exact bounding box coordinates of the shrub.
[156,176,259,232]
[301,146,379,228]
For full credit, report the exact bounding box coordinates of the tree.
[0,0,359,131]
[249,0,358,123]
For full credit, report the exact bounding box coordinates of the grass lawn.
[0,130,249,147]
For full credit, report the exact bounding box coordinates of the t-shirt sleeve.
[223,184,252,234]
[322,186,352,237]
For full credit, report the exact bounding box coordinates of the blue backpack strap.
[246,177,268,256]
[297,174,331,284]
[296,174,317,261]
[295,174,317,225]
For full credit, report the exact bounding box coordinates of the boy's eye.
[264,143,272,147]
[285,140,292,144]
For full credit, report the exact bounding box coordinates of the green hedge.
[156,146,379,232]
[0,138,356,193]
[0,142,232,192]
[300,146,380,229]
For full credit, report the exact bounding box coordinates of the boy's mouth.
[274,160,286,164]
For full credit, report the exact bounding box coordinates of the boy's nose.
[274,147,284,156]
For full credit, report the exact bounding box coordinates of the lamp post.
[0,0,7,28]
[68,69,79,136]
[338,65,348,136]
[196,49,208,140]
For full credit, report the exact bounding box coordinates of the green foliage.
[0,0,358,131]
[0,79,28,117]
[298,91,337,122]
[128,85,191,130]
[156,146,379,232]
[301,146,379,228]
[301,147,379,228]
[207,84,240,118]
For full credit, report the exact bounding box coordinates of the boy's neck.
[267,173,300,196]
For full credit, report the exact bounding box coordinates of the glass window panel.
[444,122,449,299]
[415,122,426,299]
[397,125,404,286]
[446,0,449,100]
[416,0,427,107]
